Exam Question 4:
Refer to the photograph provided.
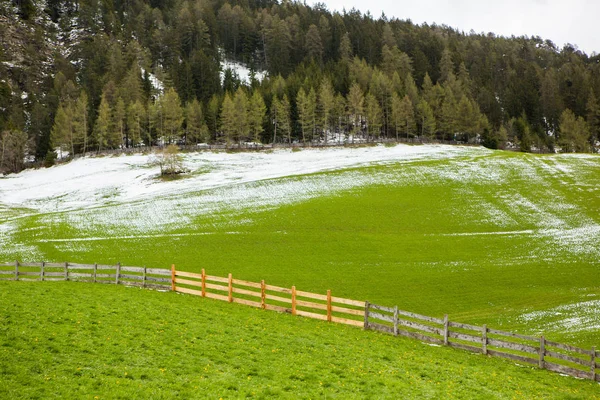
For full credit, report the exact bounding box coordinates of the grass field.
[1,281,598,399]
[1,145,599,354]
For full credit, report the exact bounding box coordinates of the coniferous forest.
[1,0,600,172]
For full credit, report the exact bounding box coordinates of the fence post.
[40,261,45,281]
[170,264,176,291]
[201,269,206,297]
[325,290,332,321]
[64,262,69,281]
[482,324,488,355]
[14,260,18,281]
[260,280,266,309]
[364,301,370,330]
[142,266,146,288]
[93,263,97,283]
[443,315,449,346]
[539,336,546,369]
[393,306,399,336]
[591,346,596,381]
[291,286,297,316]
[115,262,121,285]
[228,273,233,303]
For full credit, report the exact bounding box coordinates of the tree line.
[1,0,600,172]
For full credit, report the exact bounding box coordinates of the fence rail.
[1,261,597,382]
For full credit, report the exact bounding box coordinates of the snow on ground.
[519,300,600,334]
[0,144,483,214]
[220,59,266,85]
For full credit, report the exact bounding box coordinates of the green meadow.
[1,145,600,396]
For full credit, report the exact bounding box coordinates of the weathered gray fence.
[0,261,171,290]
[365,301,598,382]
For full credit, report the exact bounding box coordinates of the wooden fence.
[365,301,598,382]
[1,261,597,382]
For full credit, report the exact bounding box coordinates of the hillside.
[1,281,598,399]
[1,144,600,348]
[2,0,600,173]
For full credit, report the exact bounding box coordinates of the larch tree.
[51,103,74,156]
[397,95,416,139]
[248,91,266,143]
[347,82,364,142]
[416,99,436,138]
[161,88,184,144]
[127,100,145,147]
[559,108,591,153]
[305,24,323,63]
[94,95,111,150]
[114,97,126,147]
[277,94,292,144]
[318,78,335,142]
[185,99,208,144]
[297,88,313,143]
[233,87,249,144]
[365,93,382,140]
[220,92,236,145]
[72,91,89,153]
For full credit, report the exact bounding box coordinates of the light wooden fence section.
[1,261,597,382]
[173,267,365,327]
[365,301,599,382]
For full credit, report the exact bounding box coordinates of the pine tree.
[559,109,591,152]
[339,32,352,62]
[305,24,323,63]
[439,48,455,83]
[248,91,266,143]
[586,91,600,142]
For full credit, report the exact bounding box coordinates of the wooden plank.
[119,274,145,280]
[93,263,97,283]
[397,329,445,345]
[227,273,233,303]
[175,277,202,287]
[120,266,145,273]
[369,322,394,334]
[205,274,229,284]
[146,268,171,275]
[326,290,332,322]
[116,262,121,285]
[231,287,261,298]
[398,318,443,336]
[539,336,545,369]
[291,286,296,315]
[95,273,117,279]
[94,265,117,271]
[331,305,364,316]
[295,290,327,301]
[0,270,14,275]
[482,325,488,355]
[170,264,175,291]
[397,309,445,325]
[201,269,206,297]
[232,298,262,308]
[145,276,170,283]
[44,262,66,268]
[369,303,395,313]
[15,260,19,280]
[448,321,481,331]
[488,338,538,354]
[231,278,262,289]
[175,286,202,297]
[68,273,94,279]
[142,266,146,287]
[67,264,97,270]
[17,262,43,268]
[448,341,483,353]
[592,346,596,382]
[204,292,229,302]
[260,280,265,309]
[296,300,327,311]
[331,316,364,327]
[264,304,290,313]
[17,271,41,276]
[369,311,395,324]
[443,315,449,345]
[545,362,590,379]
[296,310,328,321]
[364,301,370,329]
[205,282,228,292]
[41,262,45,281]
[448,331,481,344]
[330,296,366,308]
[487,327,537,342]
[545,340,592,356]
[487,349,537,365]
[265,293,292,304]
[43,272,66,277]
[264,284,292,294]
[545,350,590,367]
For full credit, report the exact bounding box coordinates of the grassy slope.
[3,149,600,349]
[1,281,598,399]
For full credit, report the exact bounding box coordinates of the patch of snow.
[220,59,266,85]
[518,300,600,333]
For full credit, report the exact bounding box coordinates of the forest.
[1,0,600,172]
